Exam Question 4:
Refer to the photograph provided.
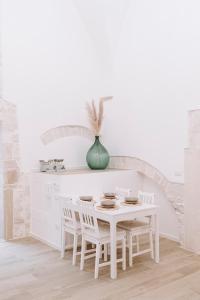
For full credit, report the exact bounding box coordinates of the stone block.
[2,143,13,160]
[13,223,26,239]
[4,189,13,240]
[4,169,19,184]
[4,160,18,170]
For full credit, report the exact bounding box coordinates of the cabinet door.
[30,175,62,249]
[31,209,49,241]
[49,193,62,249]
[41,182,61,249]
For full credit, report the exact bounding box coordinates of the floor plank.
[0,238,200,300]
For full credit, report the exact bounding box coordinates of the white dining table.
[72,200,159,279]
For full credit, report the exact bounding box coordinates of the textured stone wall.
[1,99,29,239]
[184,110,200,252]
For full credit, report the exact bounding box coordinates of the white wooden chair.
[79,204,126,279]
[77,198,109,259]
[61,197,82,265]
[115,186,132,200]
[117,190,155,267]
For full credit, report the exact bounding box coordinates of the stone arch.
[109,156,184,244]
[41,125,94,145]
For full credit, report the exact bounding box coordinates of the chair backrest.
[61,196,78,229]
[78,203,99,237]
[138,191,155,204]
[115,186,132,198]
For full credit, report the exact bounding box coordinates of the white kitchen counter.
[35,167,129,175]
[30,168,141,250]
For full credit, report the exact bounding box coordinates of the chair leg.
[136,235,140,252]
[104,244,108,262]
[107,243,110,256]
[61,229,66,258]
[100,245,103,259]
[149,231,154,259]
[72,234,78,265]
[122,237,126,271]
[80,238,86,271]
[95,243,100,279]
[128,233,133,267]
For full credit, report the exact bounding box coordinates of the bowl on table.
[100,199,116,208]
[79,196,93,202]
[124,196,139,204]
[103,192,116,200]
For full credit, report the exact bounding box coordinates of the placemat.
[96,205,120,211]
[100,196,118,200]
[121,201,142,206]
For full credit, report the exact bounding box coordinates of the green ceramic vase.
[86,136,109,170]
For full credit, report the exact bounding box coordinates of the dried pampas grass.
[86,96,113,136]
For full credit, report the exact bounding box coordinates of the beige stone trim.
[41,125,94,145]
[109,156,184,245]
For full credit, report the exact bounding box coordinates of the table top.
[94,203,158,216]
[60,195,158,217]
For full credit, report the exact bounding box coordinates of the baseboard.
[159,232,180,242]
[182,245,200,254]
[30,231,180,253]
[30,233,61,251]
[30,232,78,251]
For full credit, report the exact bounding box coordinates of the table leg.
[110,220,117,279]
[154,213,160,263]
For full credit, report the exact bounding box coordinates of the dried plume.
[86,96,113,136]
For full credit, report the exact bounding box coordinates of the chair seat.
[84,223,126,243]
[63,220,81,235]
[118,220,151,233]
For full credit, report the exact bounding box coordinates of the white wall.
[2,0,200,182]
[2,0,199,240]
[1,0,112,171]
[141,175,180,241]
[104,0,200,183]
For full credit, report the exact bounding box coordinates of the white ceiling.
[73,0,131,66]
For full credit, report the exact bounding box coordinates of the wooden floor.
[1,238,200,300]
